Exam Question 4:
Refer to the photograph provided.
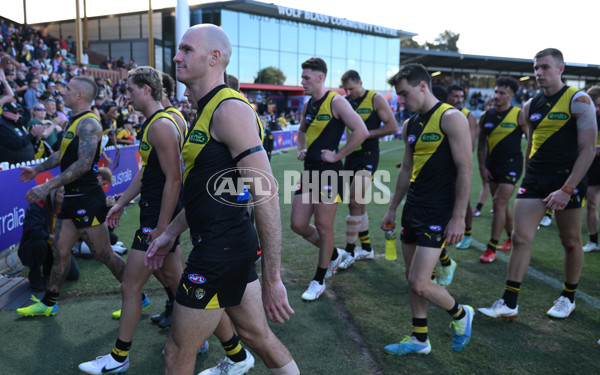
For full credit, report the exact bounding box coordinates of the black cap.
[2,102,23,114]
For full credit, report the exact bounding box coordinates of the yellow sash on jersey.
[487,107,521,154]
[139,111,178,173]
[60,112,100,159]
[306,91,338,149]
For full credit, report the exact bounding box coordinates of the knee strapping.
[270,360,300,375]
[303,230,320,247]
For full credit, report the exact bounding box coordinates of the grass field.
[1,140,600,374]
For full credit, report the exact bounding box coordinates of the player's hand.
[19,166,38,183]
[147,224,166,245]
[543,189,571,211]
[480,167,493,184]
[380,210,397,231]
[25,184,49,204]
[320,149,337,163]
[106,204,124,228]
[297,149,306,161]
[145,232,175,271]
[444,217,465,246]
[262,278,294,323]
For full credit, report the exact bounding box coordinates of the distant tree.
[425,30,460,52]
[255,66,286,85]
[401,38,422,49]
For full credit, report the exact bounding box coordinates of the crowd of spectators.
[0,18,195,167]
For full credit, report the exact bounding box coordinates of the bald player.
[146,24,299,375]
[17,76,126,317]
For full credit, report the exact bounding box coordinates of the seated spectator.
[116,121,136,145]
[0,68,15,109]
[0,102,43,164]
[28,103,59,157]
[116,56,127,69]
[277,111,287,129]
[100,56,112,70]
[18,187,80,291]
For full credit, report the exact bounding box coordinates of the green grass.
[1,140,600,374]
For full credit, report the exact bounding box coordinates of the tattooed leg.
[48,218,81,293]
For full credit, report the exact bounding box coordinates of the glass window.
[361,34,375,62]
[260,17,279,51]
[347,32,361,61]
[388,38,400,67]
[298,23,315,56]
[228,45,239,80]
[359,61,375,90]
[239,47,259,83]
[330,57,346,89]
[315,26,331,58]
[280,52,298,86]
[239,13,259,48]
[374,62,387,91]
[191,9,202,27]
[331,29,346,59]
[221,10,238,46]
[280,20,298,53]
[375,37,387,62]
[259,50,279,83]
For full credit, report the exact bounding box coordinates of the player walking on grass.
[381,64,474,355]
[479,48,597,320]
[17,76,126,318]
[337,69,397,271]
[78,66,184,374]
[477,77,528,263]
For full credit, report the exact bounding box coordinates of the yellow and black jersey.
[406,102,456,207]
[138,109,179,203]
[481,106,523,162]
[303,91,345,163]
[460,107,471,118]
[60,111,101,195]
[346,90,380,152]
[166,106,188,148]
[527,86,579,175]
[182,84,262,261]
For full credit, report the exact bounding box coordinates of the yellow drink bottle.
[384,225,397,260]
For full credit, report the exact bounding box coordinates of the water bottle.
[384,225,397,260]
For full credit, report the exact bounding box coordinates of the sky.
[3,0,599,65]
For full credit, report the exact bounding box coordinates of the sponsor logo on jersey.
[501,122,517,128]
[407,135,416,144]
[65,132,75,139]
[188,273,206,284]
[140,141,150,151]
[356,108,372,114]
[316,114,331,121]
[548,112,569,120]
[484,122,494,128]
[421,133,441,142]
[189,130,208,144]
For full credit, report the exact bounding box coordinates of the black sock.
[439,248,451,267]
[447,302,465,320]
[561,282,578,303]
[111,338,131,362]
[165,286,174,301]
[502,280,521,309]
[506,229,512,239]
[464,228,472,236]
[476,202,483,211]
[221,334,247,363]
[41,290,59,306]
[345,243,356,256]
[330,248,340,261]
[487,239,499,253]
[590,233,598,244]
[314,267,327,284]
[412,318,428,342]
[431,268,436,281]
[359,231,371,251]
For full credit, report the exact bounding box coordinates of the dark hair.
[301,57,328,77]
[341,70,361,84]
[495,76,519,95]
[162,72,175,99]
[387,63,431,89]
[227,74,240,91]
[447,84,465,95]
[431,85,448,102]
[534,48,564,65]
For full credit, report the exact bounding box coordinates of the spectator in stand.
[0,102,43,164]
[81,48,89,66]
[18,186,80,291]
[28,103,60,153]
[100,56,112,70]
[128,59,137,69]
[24,77,40,113]
[116,121,136,145]
[0,68,15,109]
[52,51,62,73]
[116,56,127,69]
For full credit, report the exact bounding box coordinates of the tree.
[401,38,422,49]
[255,66,286,85]
[424,30,460,52]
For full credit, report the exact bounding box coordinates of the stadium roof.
[400,48,600,81]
